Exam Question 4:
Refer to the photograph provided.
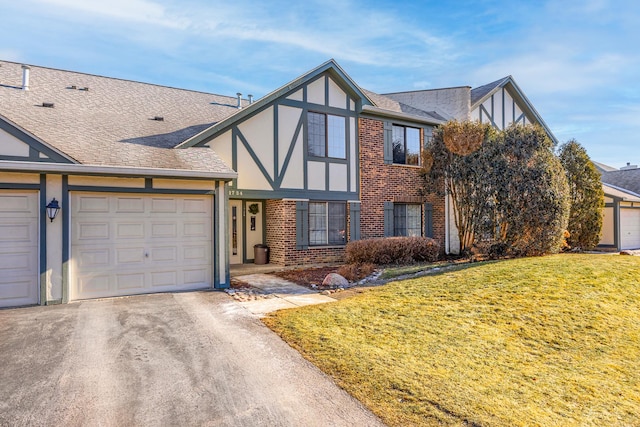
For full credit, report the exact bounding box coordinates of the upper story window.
[308,112,346,159]
[392,125,420,165]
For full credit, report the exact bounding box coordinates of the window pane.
[407,204,422,237]
[394,204,407,236]
[328,202,346,244]
[406,127,420,166]
[308,112,326,157]
[327,115,346,159]
[392,125,405,164]
[309,202,327,245]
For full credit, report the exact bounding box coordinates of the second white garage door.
[70,192,213,301]
[620,208,640,250]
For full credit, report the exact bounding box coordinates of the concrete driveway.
[0,291,384,426]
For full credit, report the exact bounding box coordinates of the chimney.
[248,94,253,104]
[236,92,242,109]
[620,162,638,170]
[21,65,30,91]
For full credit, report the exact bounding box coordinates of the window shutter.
[296,201,309,250]
[424,202,433,238]
[383,121,393,164]
[424,126,433,142]
[349,202,361,241]
[383,201,394,237]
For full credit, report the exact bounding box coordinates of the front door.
[229,200,264,264]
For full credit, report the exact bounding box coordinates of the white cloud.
[34,0,190,28]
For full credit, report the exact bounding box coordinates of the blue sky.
[1,0,638,168]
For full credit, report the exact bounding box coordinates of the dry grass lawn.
[263,254,640,426]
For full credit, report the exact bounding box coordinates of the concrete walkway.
[230,274,336,317]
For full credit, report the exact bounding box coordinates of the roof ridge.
[0,59,235,99]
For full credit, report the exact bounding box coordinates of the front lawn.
[263,254,640,426]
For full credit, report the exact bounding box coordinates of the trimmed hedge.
[345,236,440,265]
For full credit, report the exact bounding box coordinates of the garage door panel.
[77,222,110,240]
[151,222,177,238]
[0,191,38,307]
[71,192,213,301]
[116,247,145,264]
[116,197,144,213]
[116,222,145,239]
[621,208,640,250]
[78,249,110,267]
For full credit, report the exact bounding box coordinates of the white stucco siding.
[329,163,347,192]
[206,130,232,172]
[328,77,347,109]
[286,88,303,102]
[307,77,325,106]
[278,105,303,172]
[307,161,325,191]
[68,176,145,188]
[600,206,615,246]
[238,106,274,181]
[0,129,30,157]
[279,132,304,189]
[237,143,272,191]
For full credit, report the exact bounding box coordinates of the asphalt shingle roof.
[363,89,446,121]
[601,169,640,196]
[470,76,511,106]
[0,60,237,173]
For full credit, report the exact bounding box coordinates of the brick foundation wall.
[359,117,446,250]
[266,199,345,266]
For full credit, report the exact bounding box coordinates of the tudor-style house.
[0,58,556,307]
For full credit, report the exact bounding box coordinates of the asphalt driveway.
[0,291,383,426]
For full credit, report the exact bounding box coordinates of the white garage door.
[0,191,39,307]
[70,192,213,300]
[620,208,640,250]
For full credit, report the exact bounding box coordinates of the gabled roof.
[601,168,640,196]
[177,59,375,148]
[0,60,235,177]
[471,75,558,145]
[593,161,619,174]
[602,183,640,202]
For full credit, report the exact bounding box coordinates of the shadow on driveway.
[0,291,383,426]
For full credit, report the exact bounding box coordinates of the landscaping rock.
[322,273,349,289]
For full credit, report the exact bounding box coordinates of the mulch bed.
[271,266,340,289]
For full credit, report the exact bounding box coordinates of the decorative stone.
[321,290,332,296]
[322,273,349,289]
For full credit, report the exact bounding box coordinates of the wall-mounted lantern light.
[46,198,60,222]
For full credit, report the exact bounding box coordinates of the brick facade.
[265,199,346,266]
[359,117,445,249]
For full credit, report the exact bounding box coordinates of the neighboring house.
[595,163,640,250]
[385,76,557,253]
[0,59,555,307]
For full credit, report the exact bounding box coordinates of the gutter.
[361,105,444,126]
[0,160,237,181]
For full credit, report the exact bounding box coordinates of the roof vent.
[248,94,254,104]
[236,92,242,109]
[621,162,638,170]
[42,102,54,108]
[152,116,164,121]
[78,87,89,91]
[21,65,30,91]
[68,85,77,90]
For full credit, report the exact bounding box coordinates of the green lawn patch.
[263,254,640,426]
